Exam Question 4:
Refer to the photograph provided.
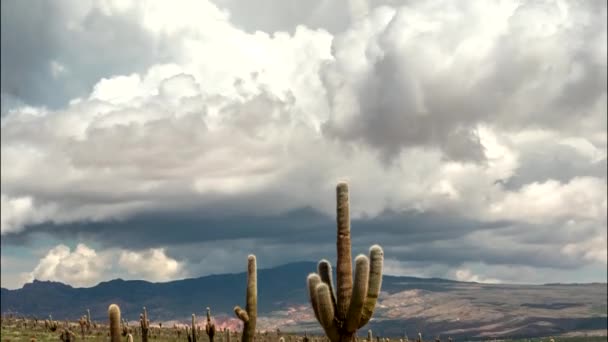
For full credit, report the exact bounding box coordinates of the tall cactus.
[234,255,257,342]
[206,307,216,342]
[190,313,198,342]
[108,304,121,342]
[86,309,91,334]
[307,183,384,342]
[140,307,150,342]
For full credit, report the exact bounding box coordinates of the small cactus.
[234,255,257,342]
[59,328,75,342]
[108,304,121,342]
[307,183,384,342]
[188,313,198,342]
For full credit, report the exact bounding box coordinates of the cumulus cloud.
[1,0,606,285]
[24,244,109,287]
[118,248,186,282]
[19,243,187,287]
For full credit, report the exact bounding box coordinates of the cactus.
[226,328,232,342]
[307,183,384,342]
[59,328,75,342]
[234,255,257,342]
[186,326,193,342]
[46,314,58,332]
[206,307,217,342]
[108,304,121,342]
[127,333,134,342]
[78,316,87,338]
[368,330,373,342]
[141,307,150,342]
[187,313,198,342]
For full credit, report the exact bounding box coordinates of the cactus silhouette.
[206,307,217,342]
[108,304,121,342]
[307,183,384,342]
[234,255,257,342]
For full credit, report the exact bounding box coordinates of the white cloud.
[488,177,607,224]
[26,244,109,287]
[451,268,501,284]
[118,248,186,282]
[561,234,608,265]
[0,194,57,234]
[19,243,188,287]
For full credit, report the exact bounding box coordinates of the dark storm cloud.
[0,0,168,108]
[4,206,588,271]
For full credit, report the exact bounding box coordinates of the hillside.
[2,262,606,339]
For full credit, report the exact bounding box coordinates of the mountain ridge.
[2,261,606,339]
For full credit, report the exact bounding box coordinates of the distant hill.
[2,261,606,339]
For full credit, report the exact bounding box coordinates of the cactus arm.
[317,260,338,313]
[358,245,384,328]
[307,273,323,321]
[345,255,369,332]
[234,306,249,322]
[336,182,353,321]
[315,283,340,342]
[108,304,121,342]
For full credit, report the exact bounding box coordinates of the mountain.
[2,262,606,340]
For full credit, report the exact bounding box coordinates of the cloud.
[19,243,187,287]
[25,244,109,287]
[118,248,186,282]
[451,268,501,284]
[1,0,606,285]
[321,0,606,161]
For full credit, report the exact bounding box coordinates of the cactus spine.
[234,254,257,342]
[108,304,121,342]
[307,183,384,342]
[206,307,217,342]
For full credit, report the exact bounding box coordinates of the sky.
[0,0,606,289]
